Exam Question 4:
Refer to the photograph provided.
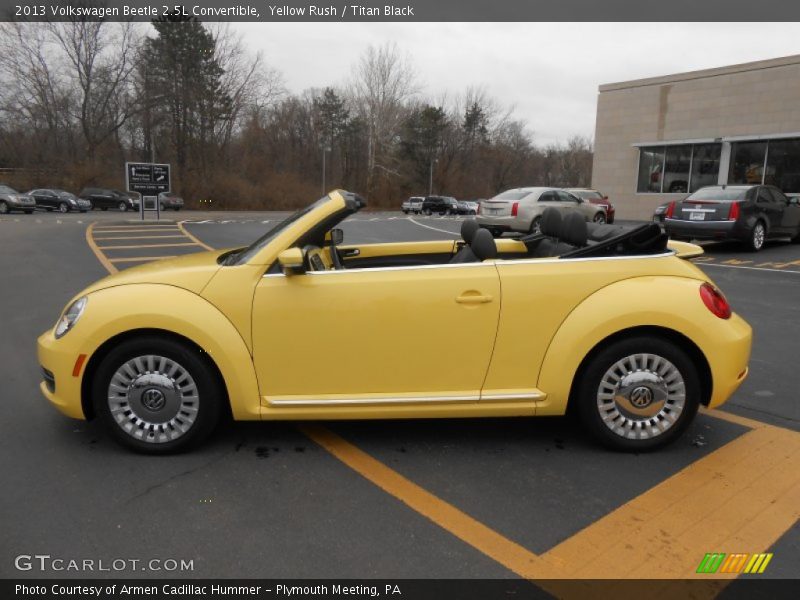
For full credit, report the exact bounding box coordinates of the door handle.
[455,294,493,304]
[341,248,360,257]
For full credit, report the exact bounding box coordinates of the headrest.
[461,219,480,244]
[471,228,498,261]
[560,212,588,247]
[540,208,562,237]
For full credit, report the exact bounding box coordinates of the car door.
[557,190,591,220]
[251,261,501,405]
[30,190,49,209]
[769,188,800,234]
[756,186,783,234]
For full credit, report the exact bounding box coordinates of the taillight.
[728,202,740,221]
[511,202,519,216]
[699,283,731,319]
[665,201,676,218]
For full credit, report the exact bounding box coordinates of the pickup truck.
[401,196,424,214]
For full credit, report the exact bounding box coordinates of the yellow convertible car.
[38,191,752,453]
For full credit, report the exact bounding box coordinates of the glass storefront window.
[728,141,767,185]
[662,145,691,193]
[689,144,721,192]
[637,147,665,193]
[764,139,800,193]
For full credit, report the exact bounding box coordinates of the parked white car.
[477,187,606,236]
[401,196,424,214]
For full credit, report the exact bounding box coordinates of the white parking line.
[406,216,461,236]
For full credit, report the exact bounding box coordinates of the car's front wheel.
[576,336,700,451]
[747,221,766,252]
[93,336,223,454]
[118,201,128,212]
[59,202,69,213]
[593,212,606,224]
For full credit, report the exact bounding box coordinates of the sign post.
[125,162,171,221]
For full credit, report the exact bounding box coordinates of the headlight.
[55,296,87,339]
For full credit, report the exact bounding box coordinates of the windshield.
[687,187,748,202]
[228,196,330,265]
[56,190,74,198]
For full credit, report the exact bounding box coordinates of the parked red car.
[567,188,615,224]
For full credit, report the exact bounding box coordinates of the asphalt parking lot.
[1,209,798,590]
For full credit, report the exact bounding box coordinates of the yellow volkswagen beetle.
[37,191,751,453]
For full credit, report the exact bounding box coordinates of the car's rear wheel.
[747,221,766,252]
[593,212,606,224]
[0,201,8,214]
[93,336,223,454]
[576,336,700,451]
[529,216,542,234]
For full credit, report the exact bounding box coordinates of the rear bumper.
[705,313,752,409]
[664,218,744,240]
[475,216,525,232]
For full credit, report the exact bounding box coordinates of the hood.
[82,249,230,296]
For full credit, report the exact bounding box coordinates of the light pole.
[321,145,331,195]
[428,157,438,196]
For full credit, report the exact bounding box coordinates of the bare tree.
[48,21,141,161]
[349,43,418,197]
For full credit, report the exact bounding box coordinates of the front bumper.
[664,218,744,241]
[37,329,87,419]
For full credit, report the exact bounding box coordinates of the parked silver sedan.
[477,187,606,236]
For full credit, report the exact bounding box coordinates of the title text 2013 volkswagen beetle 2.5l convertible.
[38,191,752,453]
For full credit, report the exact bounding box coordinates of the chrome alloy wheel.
[752,223,765,250]
[596,353,686,440]
[107,355,199,444]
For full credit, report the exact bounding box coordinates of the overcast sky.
[234,22,800,146]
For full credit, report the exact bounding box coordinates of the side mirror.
[326,228,344,245]
[277,248,305,275]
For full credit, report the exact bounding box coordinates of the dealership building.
[591,54,800,220]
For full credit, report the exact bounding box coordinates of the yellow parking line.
[177,220,214,251]
[85,222,118,274]
[97,242,200,250]
[542,425,800,580]
[108,256,177,263]
[300,424,551,579]
[93,235,188,241]
[93,229,181,235]
[93,225,179,230]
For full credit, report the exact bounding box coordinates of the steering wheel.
[329,232,344,270]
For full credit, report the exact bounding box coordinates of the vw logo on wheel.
[629,386,653,408]
[141,388,166,411]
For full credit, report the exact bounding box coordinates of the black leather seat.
[529,208,563,257]
[450,219,482,263]
[470,228,498,261]
[551,212,588,255]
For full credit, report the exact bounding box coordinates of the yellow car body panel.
[37,283,261,421]
[37,190,751,439]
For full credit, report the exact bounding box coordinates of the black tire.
[24,209,34,214]
[593,212,606,224]
[576,336,701,452]
[93,336,223,454]
[747,220,766,252]
[118,201,128,212]
[529,216,542,234]
[101,207,108,211]
[791,227,800,243]
[424,209,432,216]
[489,228,503,238]
[0,201,8,214]
[58,202,69,213]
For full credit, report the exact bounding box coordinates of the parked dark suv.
[79,188,138,211]
[422,195,457,215]
[663,184,800,251]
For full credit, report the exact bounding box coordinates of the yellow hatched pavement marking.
[177,220,214,251]
[109,256,178,263]
[97,242,200,250]
[94,235,188,241]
